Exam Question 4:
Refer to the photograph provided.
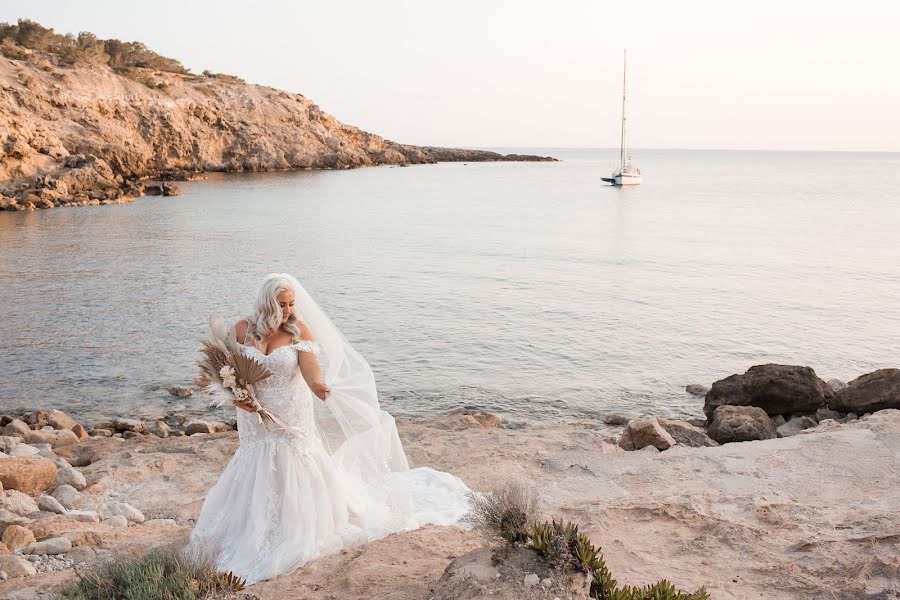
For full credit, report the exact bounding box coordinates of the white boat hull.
[614,173,641,186]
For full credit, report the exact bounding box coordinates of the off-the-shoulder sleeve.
[291,340,320,356]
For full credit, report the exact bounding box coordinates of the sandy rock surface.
[0,411,897,599]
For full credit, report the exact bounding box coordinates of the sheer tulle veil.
[269,273,410,480]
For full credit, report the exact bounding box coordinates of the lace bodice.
[235,341,321,449]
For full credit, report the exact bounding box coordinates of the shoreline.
[0,47,556,214]
[0,405,898,598]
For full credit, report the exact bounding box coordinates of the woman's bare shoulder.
[296,320,315,341]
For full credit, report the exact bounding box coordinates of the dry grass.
[465,480,538,544]
[55,542,246,600]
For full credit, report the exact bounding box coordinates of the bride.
[189,273,471,583]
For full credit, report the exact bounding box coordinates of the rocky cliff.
[0,21,554,211]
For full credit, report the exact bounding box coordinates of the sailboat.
[602,50,641,187]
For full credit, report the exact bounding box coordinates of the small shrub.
[465,481,537,544]
[55,543,244,600]
[0,18,189,74]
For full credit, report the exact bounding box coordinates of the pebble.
[523,573,540,587]
[98,501,145,524]
[21,536,72,555]
[51,484,83,509]
[66,509,100,523]
[8,445,39,457]
[55,465,87,491]
[37,494,67,515]
[102,515,128,528]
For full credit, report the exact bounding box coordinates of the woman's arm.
[296,322,330,401]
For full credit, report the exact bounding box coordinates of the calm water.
[2,149,899,424]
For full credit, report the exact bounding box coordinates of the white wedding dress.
[189,336,471,584]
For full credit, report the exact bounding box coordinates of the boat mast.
[620,49,627,170]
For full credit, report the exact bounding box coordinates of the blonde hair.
[245,274,302,344]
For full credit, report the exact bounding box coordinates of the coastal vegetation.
[0,19,188,75]
[468,482,710,599]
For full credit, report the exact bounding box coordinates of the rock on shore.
[0,22,555,212]
[0,406,897,599]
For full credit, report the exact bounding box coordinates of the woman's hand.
[234,400,258,413]
[310,381,331,401]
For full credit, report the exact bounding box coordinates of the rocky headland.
[0,20,555,212]
[0,365,898,599]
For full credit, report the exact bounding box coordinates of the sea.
[1,148,898,425]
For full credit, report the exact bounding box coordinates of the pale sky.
[3,0,899,151]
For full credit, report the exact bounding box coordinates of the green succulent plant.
[526,517,709,600]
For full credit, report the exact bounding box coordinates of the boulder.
[209,421,232,433]
[1,420,31,439]
[149,420,169,438]
[51,484,83,509]
[185,420,214,435]
[8,445,38,458]
[0,490,39,516]
[0,436,20,454]
[707,405,777,444]
[24,428,80,448]
[167,386,193,397]
[0,457,57,495]
[38,448,72,469]
[21,536,72,555]
[47,410,79,431]
[98,501,144,524]
[816,407,843,422]
[776,416,818,438]
[618,417,677,451]
[102,515,128,528]
[37,494,67,515]
[603,413,634,426]
[1,524,35,551]
[65,510,99,523]
[431,409,503,430]
[0,509,31,531]
[704,364,832,421]
[657,418,719,447]
[685,384,709,397]
[55,465,87,491]
[71,424,89,440]
[0,555,36,577]
[830,369,900,414]
[21,411,49,428]
[113,418,148,434]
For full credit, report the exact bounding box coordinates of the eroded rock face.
[707,405,777,444]
[830,369,900,414]
[0,52,555,212]
[0,457,57,495]
[618,418,677,451]
[704,364,832,421]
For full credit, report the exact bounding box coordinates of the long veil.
[275,274,410,481]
